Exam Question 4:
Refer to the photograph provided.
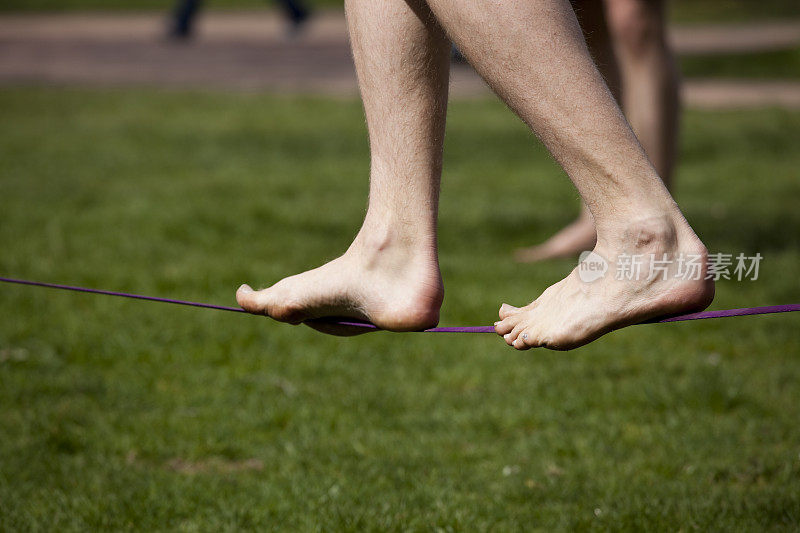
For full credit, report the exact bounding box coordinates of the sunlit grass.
[0,88,798,530]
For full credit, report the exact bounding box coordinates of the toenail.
[522,333,529,341]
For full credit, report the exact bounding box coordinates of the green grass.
[680,47,800,80]
[669,0,800,25]
[1,88,799,531]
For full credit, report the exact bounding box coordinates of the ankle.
[595,214,691,256]
[352,218,437,256]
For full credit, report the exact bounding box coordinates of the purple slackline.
[1,276,798,333]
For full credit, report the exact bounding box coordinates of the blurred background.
[1,0,799,530]
[1,0,799,103]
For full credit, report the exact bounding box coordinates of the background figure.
[168,0,311,39]
[515,0,679,262]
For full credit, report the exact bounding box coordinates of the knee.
[605,0,667,60]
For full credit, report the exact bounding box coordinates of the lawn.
[1,88,799,531]
[680,47,800,80]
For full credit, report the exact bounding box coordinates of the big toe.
[499,303,520,320]
[237,284,271,314]
[237,283,305,324]
[236,284,259,310]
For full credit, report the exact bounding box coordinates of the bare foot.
[236,228,444,336]
[514,213,597,263]
[496,215,715,350]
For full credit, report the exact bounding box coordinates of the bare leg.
[515,0,615,262]
[237,0,450,334]
[606,0,679,184]
[516,0,679,263]
[420,0,712,349]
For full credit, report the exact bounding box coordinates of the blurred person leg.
[421,0,711,349]
[516,0,679,262]
[168,0,311,40]
[606,0,679,187]
[276,0,312,35]
[237,0,450,334]
[168,0,202,39]
[514,0,616,262]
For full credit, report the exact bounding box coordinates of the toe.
[513,329,538,350]
[237,283,305,324]
[509,321,526,340]
[512,333,533,350]
[236,284,266,314]
[499,303,521,320]
[503,320,526,346]
[494,314,520,335]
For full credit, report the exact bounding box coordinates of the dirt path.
[1,11,798,107]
